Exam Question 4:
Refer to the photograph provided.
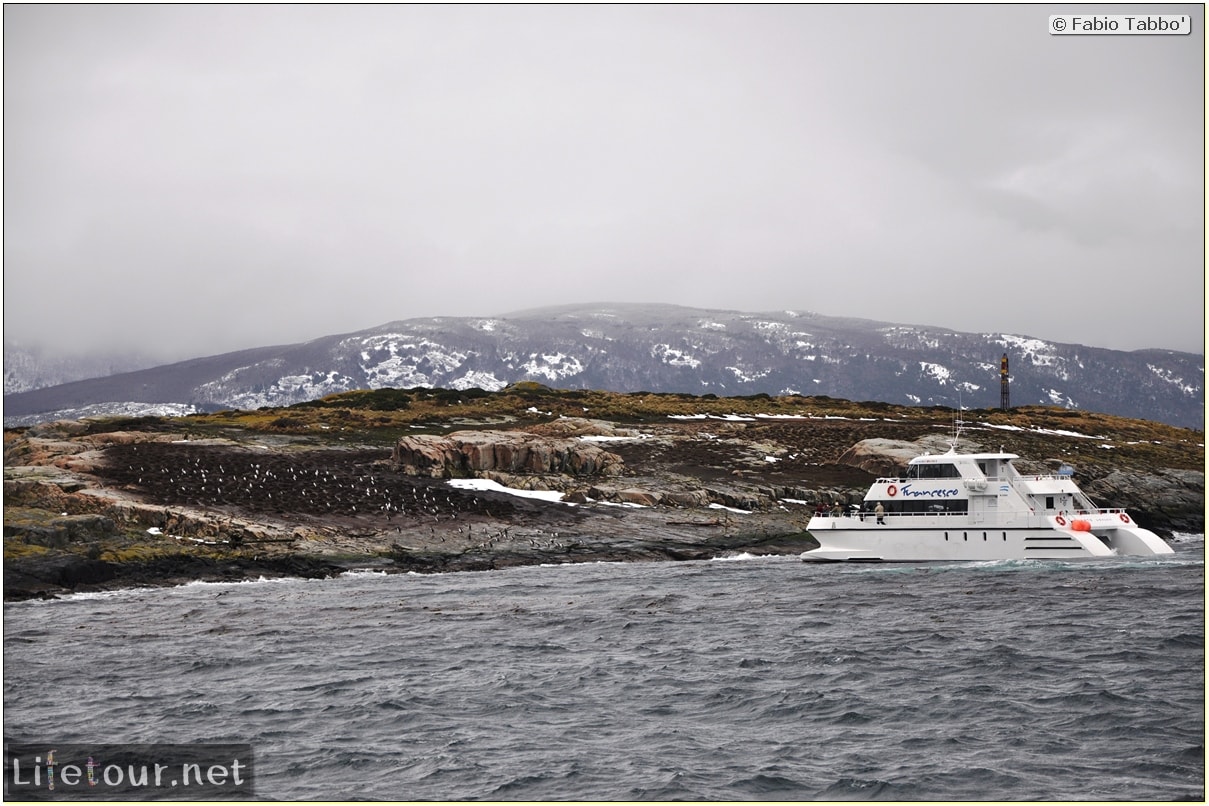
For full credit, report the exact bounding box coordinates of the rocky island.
[4,384,1203,600]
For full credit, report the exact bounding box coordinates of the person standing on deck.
[875,502,885,524]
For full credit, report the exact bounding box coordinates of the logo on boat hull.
[900,484,960,498]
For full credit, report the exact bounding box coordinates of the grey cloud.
[4,4,1203,361]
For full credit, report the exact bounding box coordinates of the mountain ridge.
[4,303,1204,428]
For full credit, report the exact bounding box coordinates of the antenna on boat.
[950,391,965,453]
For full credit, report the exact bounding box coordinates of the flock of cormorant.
[98,442,521,523]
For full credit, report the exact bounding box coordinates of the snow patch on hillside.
[210,370,358,409]
[994,334,1076,380]
[754,321,787,332]
[521,352,584,381]
[726,366,770,383]
[652,344,701,369]
[357,335,470,386]
[4,402,200,427]
[1147,363,1200,395]
[203,360,284,388]
[920,362,951,384]
[996,335,1057,366]
[449,371,506,391]
[983,421,1102,439]
[1045,388,1079,408]
[884,326,943,350]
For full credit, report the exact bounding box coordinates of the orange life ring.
[1055,515,1066,526]
[887,484,898,497]
[1120,513,1131,524]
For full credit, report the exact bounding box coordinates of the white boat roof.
[909,450,1019,463]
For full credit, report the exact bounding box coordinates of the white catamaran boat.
[801,434,1174,562]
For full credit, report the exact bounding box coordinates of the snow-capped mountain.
[4,303,1204,428]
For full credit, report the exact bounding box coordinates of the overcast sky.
[4,4,1204,362]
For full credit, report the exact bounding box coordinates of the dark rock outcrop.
[392,430,624,478]
[4,512,116,548]
[1083,467,1205,536]
[3,553,346,602]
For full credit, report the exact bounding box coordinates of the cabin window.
[1002,532,1007,541]
[880,500,968,515]
[906,463,962,480]
[1046,496,1055,510]
[963,532,968,541]
[983,532,987,541]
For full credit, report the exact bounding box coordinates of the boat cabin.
[861,451,1099,521]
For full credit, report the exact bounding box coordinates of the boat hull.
[801,518,1175,562]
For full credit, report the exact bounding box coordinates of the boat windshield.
[905,463,961,480]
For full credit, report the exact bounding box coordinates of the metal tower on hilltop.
[999,353,1011,410]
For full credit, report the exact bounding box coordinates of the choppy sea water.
[4,538,1204,801]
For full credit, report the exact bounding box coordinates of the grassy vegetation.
[3,540,52,561]
[4,527,266,566]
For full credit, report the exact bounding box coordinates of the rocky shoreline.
[4,398,1203,601]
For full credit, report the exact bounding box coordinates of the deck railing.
[809,507,1130,521]
[876,473,1082,485]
